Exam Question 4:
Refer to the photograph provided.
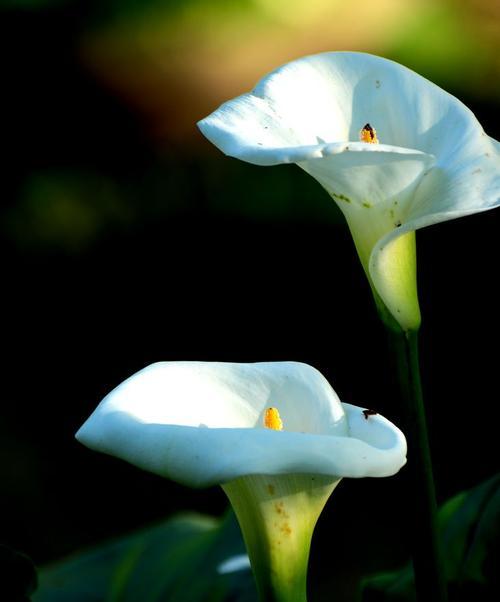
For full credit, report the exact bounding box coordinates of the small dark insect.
[362,409,378,419]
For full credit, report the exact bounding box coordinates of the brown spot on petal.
[274,502,289,519]
[281,523,292,536]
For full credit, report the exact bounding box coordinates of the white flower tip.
[344,403,407,477]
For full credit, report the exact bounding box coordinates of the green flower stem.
[222,474,340,602]
[388,327,448,602]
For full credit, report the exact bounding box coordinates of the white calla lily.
[198,52,500,331]
[77,361,406,602]
[76,361,406,486]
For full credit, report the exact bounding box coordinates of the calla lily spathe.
[76,361,406,486]
[77,361,406,602]
[198,52,500,331]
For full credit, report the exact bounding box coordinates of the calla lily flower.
[77,361,406,602]
[198,52,500,332]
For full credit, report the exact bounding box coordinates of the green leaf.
[361,473,500,601]
[440,474,499,584]
[33,511,256,602]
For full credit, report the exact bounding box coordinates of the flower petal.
[198,51,488,164]
[298,144,435,246]
[76,362,406,487]
[198,51,500,303]
[368,132,499,324]
[76,361,346,433]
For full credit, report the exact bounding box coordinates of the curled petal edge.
[197,114,433,167]
[76,402,407,488]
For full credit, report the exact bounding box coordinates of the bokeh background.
[2,0,499,600]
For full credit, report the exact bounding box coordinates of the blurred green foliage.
[31,474,500,601]
[33,512,256,602]
[5,170,127,251]
[3,161,340,253]
[362,473,500,602]
[390,2,497,99]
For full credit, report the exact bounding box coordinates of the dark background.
[1,1,499,600]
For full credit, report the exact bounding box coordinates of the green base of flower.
[347,216,421,333]
[222,474,340,602]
